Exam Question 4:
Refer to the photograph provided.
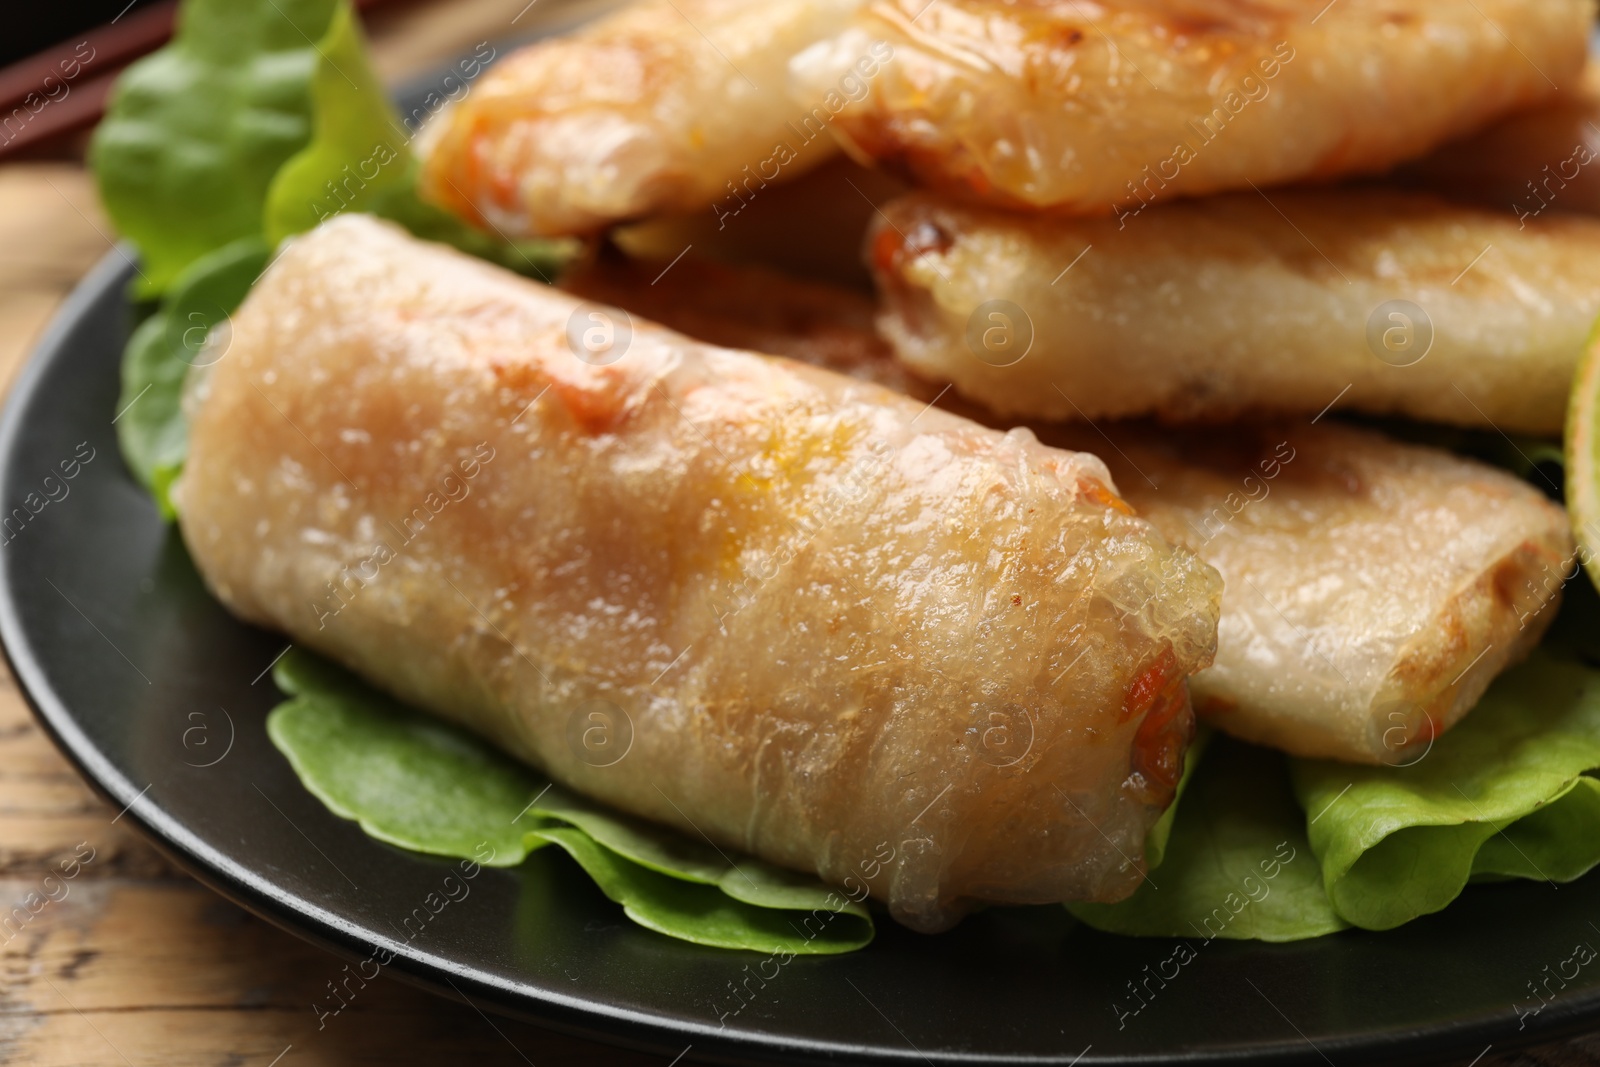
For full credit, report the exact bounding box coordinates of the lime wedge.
[1566,318,1600,590]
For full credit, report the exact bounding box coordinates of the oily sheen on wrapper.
[789,0,1591,214]
[1050,424,1574,764]
[175,216,1221,931]
[417,0,857,237]
[871,190,1600,435]
[562,253,1576,764]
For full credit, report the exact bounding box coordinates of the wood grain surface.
[0,2,1595,1065]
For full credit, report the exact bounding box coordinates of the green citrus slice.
[1566,317,1600,591]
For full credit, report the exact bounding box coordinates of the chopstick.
[0,0,175,158]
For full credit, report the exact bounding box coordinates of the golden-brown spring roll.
[177,216,1223,932]
[869,189,1600,435]
[1050,424,1572,765]
[789,0,1591,215]
[417,0,858,236]
[564,253,1574,764]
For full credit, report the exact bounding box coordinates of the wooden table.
[0,3,1597,1064]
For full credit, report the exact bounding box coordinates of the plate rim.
[6,253,1600,1067]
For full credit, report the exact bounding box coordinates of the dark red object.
[0,1,175,157]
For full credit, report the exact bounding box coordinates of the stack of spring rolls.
[179,0,1598,932]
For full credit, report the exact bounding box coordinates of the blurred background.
[0,1,1597,1065]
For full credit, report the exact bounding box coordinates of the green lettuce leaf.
[260,3,411,243]
[527,825,868,954]
[268,649,546,865]
[116,237,270,517]
[267,650,872,954]
[261,1,572,277]
[527,783,868,915]
[90,0,339,296]
[1291,651,1600,930]
[1067,735,1347,941]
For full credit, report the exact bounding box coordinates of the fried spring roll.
[1051,425,1572,764]
[417,0,854,236]
[177,216,1223,931]
[564,253,1574,764]
[869,189,1600,435]
[789,0,1591,214]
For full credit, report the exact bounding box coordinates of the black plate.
[8,85,1600,1067]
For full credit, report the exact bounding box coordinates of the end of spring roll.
[416,0,856,237]
[1046,423,1576,764]
[176,215,1223,932]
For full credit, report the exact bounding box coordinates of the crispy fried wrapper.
[870,190,1600,435]
[177,217,1222,931]
[1047,424,1574,764]
[565,252,1575,764]
[417,0,858,236]
[789,0,1591,213]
